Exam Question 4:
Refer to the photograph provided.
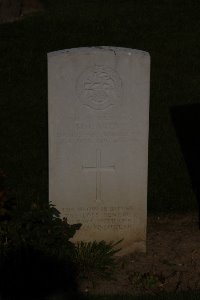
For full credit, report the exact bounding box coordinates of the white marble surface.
[48,47,150,255]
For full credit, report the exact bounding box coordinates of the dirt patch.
[79,213,200,296]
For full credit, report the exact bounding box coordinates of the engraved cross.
[82,149,115,202]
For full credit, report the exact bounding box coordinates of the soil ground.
[80,213,200,297]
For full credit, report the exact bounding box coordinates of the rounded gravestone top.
[48,46,150,59]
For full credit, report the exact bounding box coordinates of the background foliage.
[0,171,82,299]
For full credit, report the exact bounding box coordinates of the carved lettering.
[61,206,136,232]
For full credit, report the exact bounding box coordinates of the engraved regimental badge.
[76,65,122,110]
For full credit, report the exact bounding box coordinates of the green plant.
[128,271,165,292]
[141,273,161,290]
[0,202,81,259]
[0,179,83,299]
[73,239,122,280]
[0,171,81,258]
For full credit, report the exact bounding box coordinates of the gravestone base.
[74,233,146,256]
[62,205,147,255]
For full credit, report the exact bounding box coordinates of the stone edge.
[47,46,150,59]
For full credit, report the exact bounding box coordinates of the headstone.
[48,47,150,255]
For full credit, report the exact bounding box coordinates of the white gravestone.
[48,47,150,255]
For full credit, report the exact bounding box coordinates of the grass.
[0,0,200,211]
[73,240,122,280]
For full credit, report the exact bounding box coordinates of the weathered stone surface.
[48,47,150,255]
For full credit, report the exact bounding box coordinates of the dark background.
[0,0,199,213]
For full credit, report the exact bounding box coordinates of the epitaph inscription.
[62,206,137,231]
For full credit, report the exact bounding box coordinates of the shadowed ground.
[170,104,200,227]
